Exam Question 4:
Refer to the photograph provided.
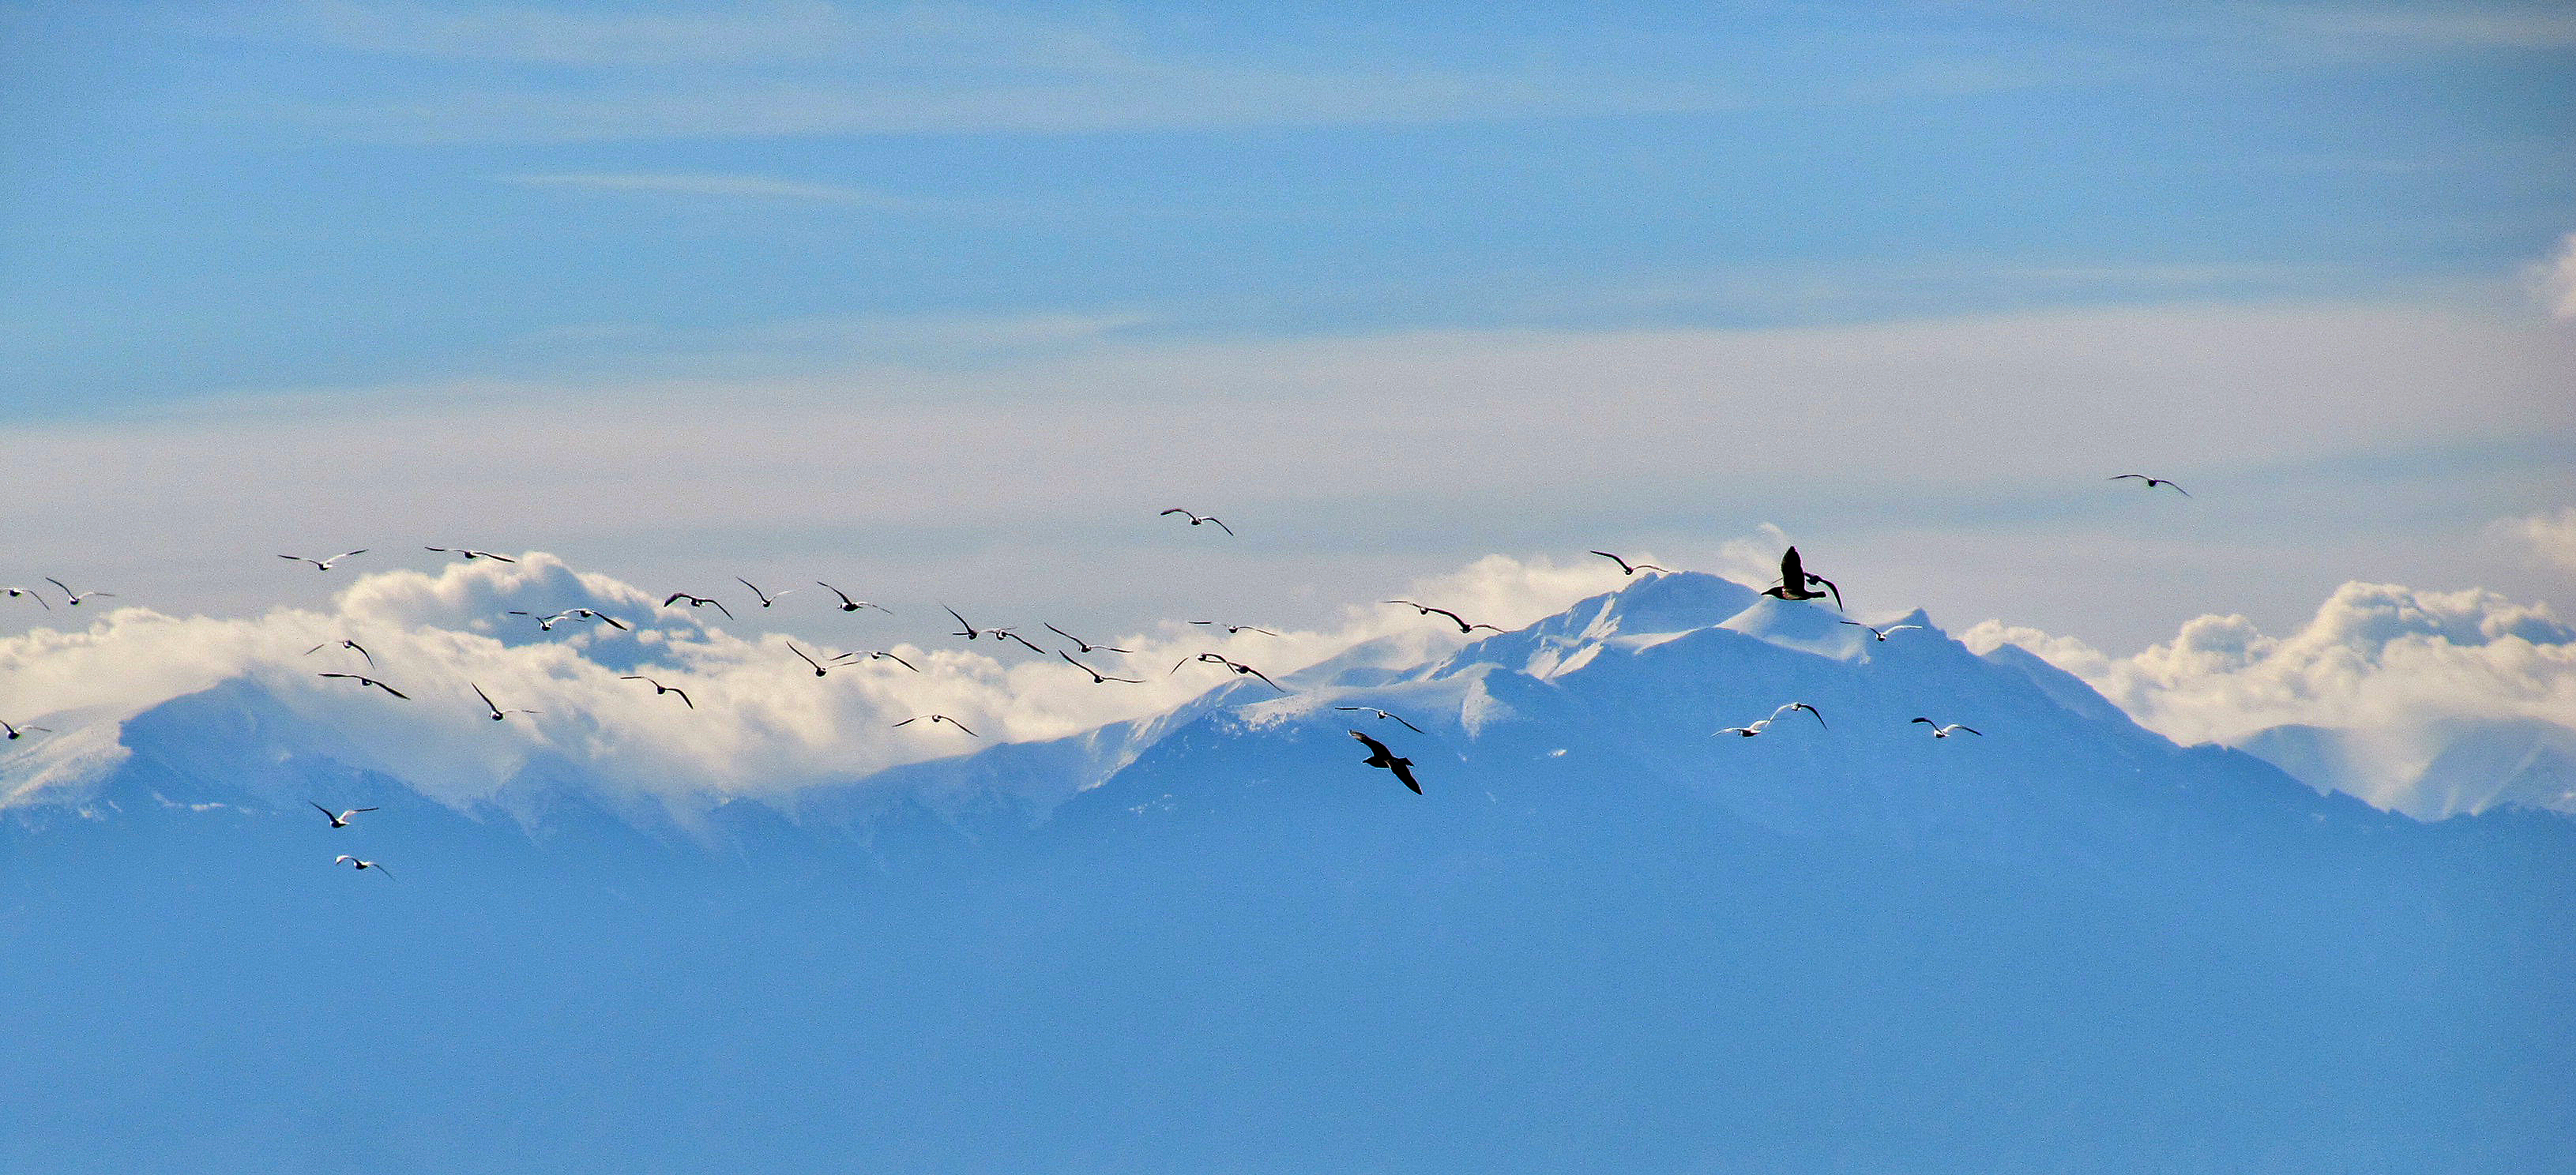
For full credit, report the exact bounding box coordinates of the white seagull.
[1059,651,1145,684]
[4,586,49,610]
[894,714,977,737]
[787,642,831,677]
[620,676,694,708]
[1160,508,1234,535]
[318,672,408,700]
[3,719,52,741]
[472,684,538,721]
[1839,621,1924,642]
[333,854,392,877]
[816,584,891,614]
[310,802,377,828]
[1912,718,1982,738]
[426,546,517,562]
[44,578,114,606]
[303,639,375,667]
[1045,624,1131,655]
[279,550,367,571]
[828,649,919,672]
[736,577,796,608]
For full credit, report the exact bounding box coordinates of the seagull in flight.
[1334,706,1424,734]
[1912,718,1982,738]
[894,714,977,737]
[566,608,628,631]
[2,719,52,741]
[1382,601,1502,635]
[44,578,113,606]
[426,546,516,562]
[303,639,375,667]
[278,550,367,571]
[1045,624,1130,655]
[1190,621,1280,636]
[662,592,735,620]
[942,606,987,640]
[816,584,891,614]
[1759,547,1841,611]
[1174,652,1286,693]
[619,675,694,708]
[1160,508,1234,535]
[1839,621,1924,642]
[472,684,537,722]
[986,628,1049,654]
[317,672,408,700]
[2109,474,2191,497]
[736,577,796,608]
[1718,703,1826,738]
[1059,651,1145,684]
[333,854,392,877]
[1348,730,1422,795]
[4,586,50,610]
[786,642,832,677]
[310,802,377,828]
[829,649,919,672]
[1589,550,1672,576]
[507,610,570,631]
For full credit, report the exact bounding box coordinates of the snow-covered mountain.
[5,572,2570,1173]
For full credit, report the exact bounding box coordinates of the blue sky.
[2,1,2572,650]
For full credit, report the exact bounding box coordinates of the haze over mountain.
[5,568,2569,1173]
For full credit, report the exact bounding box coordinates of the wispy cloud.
[2493,506,2576,573]
[2529,231,2576,319]
[500,171,920,208]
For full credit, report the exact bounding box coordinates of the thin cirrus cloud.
[498,171,924,208]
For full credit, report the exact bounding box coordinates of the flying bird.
[1382,600,1503,635]
[736,577,796,608]
[1717,704,1825,738]
[1160,508,1234,535]
[942,606,985,640]
[317,672,408,700]
[816,584,891,614]
[662,592,735,620]
[1174,652,1286,693]
[893,714,977,737]
[1759,547,1841,611]
[1589,550,1672,576]
[303,639,375,667]
[1912,718,1983,738]
[333,854,392,877]
[1190,621,1280,636]
[829,650,919,672]
[472,684,537,721]
[1045,624,1130,655]
[987,628,1049,654]
[1059,651,1145,684]
[1348,730,1422,794]
[310,802,377,828]
[786,642,831,678]
[278,550,367,571]
[619,675,694,708]
[1333,706,1424,734]
[4,586,49,610]
[1715,719,1773,738]
[1769,702,1827,729]
[1840,621,1924,642]
[426,546,517,562]
[2109,474,2191,497]
[566,608,628,631]
[44,578,113,606]
[2,719,51,741]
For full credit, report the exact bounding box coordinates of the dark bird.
[1348,730,1422,794]
[2109,474,2191,497]
[472,684,538,721]
[1759,546,1841,611]
[1839,620,1923,642]
[736,577,796,608]
[786,642,830,678]
[1190,621,1279,636]
[278,550,367,571]
[333,854,392,877]
[426,546,517,562]
[2,719,52,741]
[1045,623,1131,655]
[1912,718,1982,738]
[45,578,113,606]
[620,675,694,708]
[303,639,375,667]
[1059,651,1145,684]
[1382,600,1503,635]
[1160,508,1234,535]
[662,592,735,620]
[317,672,408,700]
[310,802,377,828]
[893,714,977,737]
[1174,651,1286,693]
[1590,550,1672,576]
[1333,705,1424,734]
[829,649,919,672]
[816,584,890,614]
[5,586,50,610]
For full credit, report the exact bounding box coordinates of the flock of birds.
[3,476,2191,876]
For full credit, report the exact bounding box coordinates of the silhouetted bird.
[662,592,735,620]
[1348,730,1422,794]
[620,676,694,708]
[817,584,891,614]
[303,639,374,667]
[317,672,407,700]
[1759,547,1841,610]
[473,685,538,721]
[2109,474,2190,497]
[1046,623,1130,655]
[1060,651,1145,684]
[893,715,976,737]
[1589,550,1671,576]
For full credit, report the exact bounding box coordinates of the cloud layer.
[1966,575,2576,816]
[0,551,1623,813]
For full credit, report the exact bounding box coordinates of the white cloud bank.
[0,551,1624,814]
[1967,573,2576,817]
